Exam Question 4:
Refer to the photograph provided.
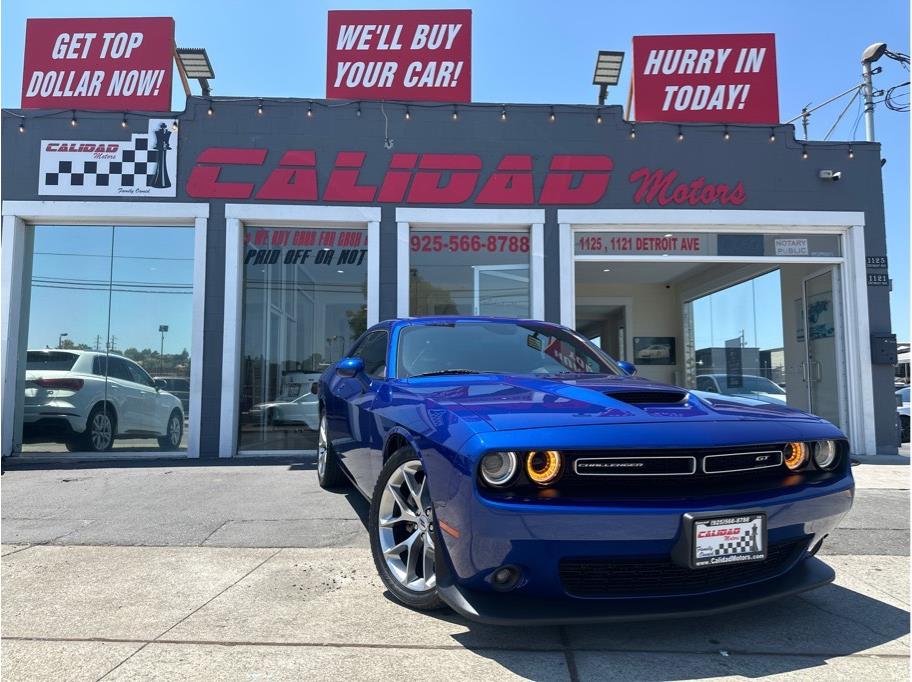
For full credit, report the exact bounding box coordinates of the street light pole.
[58,332,68,348]
[159,325,169,374]
[861,42,887,143]
[861,60,877,142]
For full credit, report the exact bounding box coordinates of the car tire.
[368,446,446,611]
[317,412,347,489]
[80,404,116,452]
[901,416,910,443]
[158,409,183,450]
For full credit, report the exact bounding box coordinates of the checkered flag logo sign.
[712,523,761,556]
[38,118,177,197]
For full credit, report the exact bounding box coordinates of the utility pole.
[861,42,887,142]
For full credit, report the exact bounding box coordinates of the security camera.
[818,169,842,182]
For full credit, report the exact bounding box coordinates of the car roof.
[28,349,122,358]
[702,373,774,380]
[381,316,564,331]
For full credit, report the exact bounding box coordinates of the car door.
[328,330,389,491]
[104,356,145,433]
[126,360,166,433]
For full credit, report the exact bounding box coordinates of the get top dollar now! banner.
[21,16,174,111]
[632,33,779,124]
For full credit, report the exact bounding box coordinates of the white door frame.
[395,208,545,320]
[221,204,381,458]
[558,208,875,456]
[801,266,849,431]
[1,200,210,458]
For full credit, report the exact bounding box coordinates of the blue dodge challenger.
[316,317,853,624]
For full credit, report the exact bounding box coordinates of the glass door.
[802,269,844,427]
[472,264,530,317]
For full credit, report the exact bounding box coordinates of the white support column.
[844,224,877,455]
[187,216,208,458]
[1,216,26,457]
[367,220,380,326]
[219,217,244,458]
[558,222,574,328]
[530,223,545,320]
[396,221,410,318]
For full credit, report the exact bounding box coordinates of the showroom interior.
[0,97,898,458]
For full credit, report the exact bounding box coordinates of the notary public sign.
[326,9,471,102]
[632,33,779,124]
[21,17,174,110]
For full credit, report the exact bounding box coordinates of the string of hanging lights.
[3,97,864,158]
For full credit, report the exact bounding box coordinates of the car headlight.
[812,440,839,469]
[784,442,809,471]
[480,451,518,486]
[526,450,562,485]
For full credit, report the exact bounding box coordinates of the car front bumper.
[430,473,853,624]
[436,554,835,625]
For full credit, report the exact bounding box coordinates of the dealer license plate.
[692,514,766,568]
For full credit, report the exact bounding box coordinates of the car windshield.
[27,351,79,371]
[718,376,785,395]
[397,321,620,378]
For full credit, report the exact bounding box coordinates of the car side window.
[696,376,714,392]
[351,331,388,379]
[126,361,155,388]
[106,357,134,382]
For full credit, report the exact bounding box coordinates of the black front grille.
[605,390,688,405]
[559,538,807,598]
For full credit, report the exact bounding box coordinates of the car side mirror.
[336,357,365,378]
[617,360,637,376]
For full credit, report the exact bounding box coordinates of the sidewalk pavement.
[2,545,909,681]
[1,459,908,681]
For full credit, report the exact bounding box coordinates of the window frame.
[222,204,381,457]
[350,329,389,379]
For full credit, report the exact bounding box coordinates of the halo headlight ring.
[526,450,562,485]
[784,442,809,471]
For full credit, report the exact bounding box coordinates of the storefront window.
[22,225,194,454]
[409,230,530,317]
[239,226,367,451]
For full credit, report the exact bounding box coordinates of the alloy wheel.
[317,415,328,478]
[377,460,436,592]
[168,415,182,446]
[90,412,113,450]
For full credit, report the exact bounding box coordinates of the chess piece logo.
[149,122,172,189]
[750,523,759,552]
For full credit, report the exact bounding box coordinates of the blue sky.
[2,0,909,342]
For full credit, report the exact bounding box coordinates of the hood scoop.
[605,389,688,405]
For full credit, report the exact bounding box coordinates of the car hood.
[400,373,821,432]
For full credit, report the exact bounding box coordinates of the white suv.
[23,349,184,452]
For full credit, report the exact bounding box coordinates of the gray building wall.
[1,97,896,455]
